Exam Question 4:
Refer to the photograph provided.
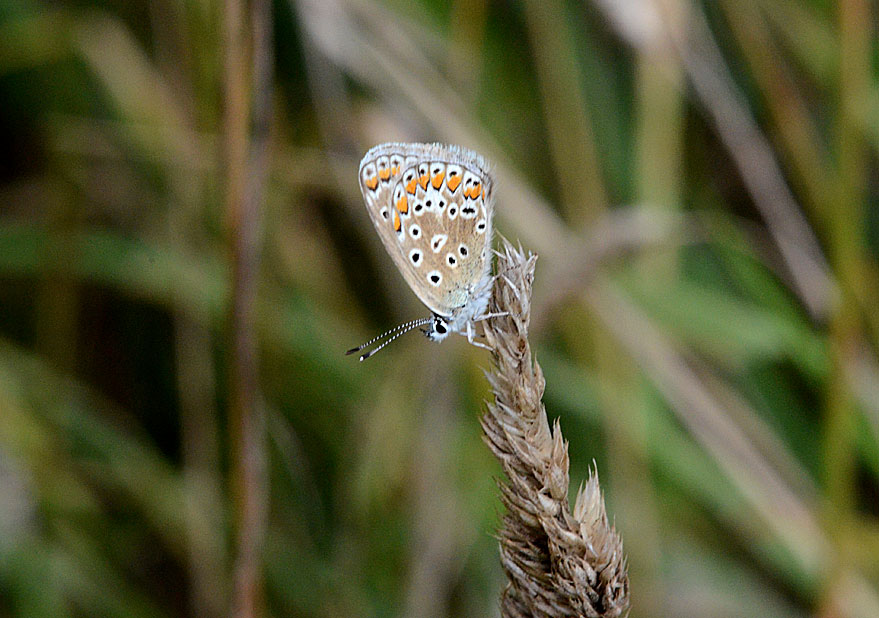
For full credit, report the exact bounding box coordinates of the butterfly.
[347,142,498,360]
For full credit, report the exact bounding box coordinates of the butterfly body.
[357,142,495,347]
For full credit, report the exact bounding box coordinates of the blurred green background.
[1,0,878,616]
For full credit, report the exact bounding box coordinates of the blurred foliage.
[0,0,878,616]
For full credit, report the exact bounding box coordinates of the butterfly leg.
[474,311,509,321]
[466,321,492,351]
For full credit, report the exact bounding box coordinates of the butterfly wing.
[358,142,494,319]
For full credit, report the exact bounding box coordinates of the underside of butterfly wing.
[358,143,495,330]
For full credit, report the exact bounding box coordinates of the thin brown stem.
[224,0,273,614]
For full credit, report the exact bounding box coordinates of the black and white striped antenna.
[346,317,432,361]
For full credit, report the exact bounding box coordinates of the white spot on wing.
[431,234,448,253]
[423,187,443,212]
[460,203,478,219]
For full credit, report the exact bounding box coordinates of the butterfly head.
[422,314,451,342]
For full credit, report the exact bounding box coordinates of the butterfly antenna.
[346,317,432,361]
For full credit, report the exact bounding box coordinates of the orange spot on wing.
[365,177,379,190]
[447,175,461,192]
[379,168,391,180]
[470,183,481,199]
[391,165,400,175]
[418,173,429,189]
[431,171,445,189]
[396,194,409,214]
[393,211,401,232]
[406,178,418,194]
